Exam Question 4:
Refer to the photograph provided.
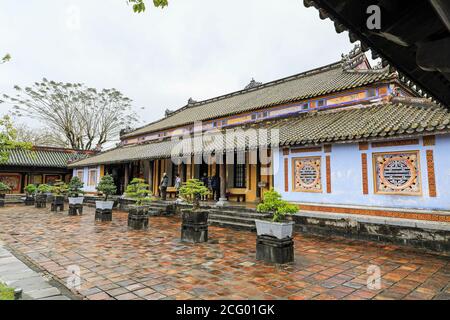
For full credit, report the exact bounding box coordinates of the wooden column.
[124,163,129,190]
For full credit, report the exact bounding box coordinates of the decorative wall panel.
[292,157,322,193]
[373,151,421,195]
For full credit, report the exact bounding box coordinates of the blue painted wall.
[273,135,450,211]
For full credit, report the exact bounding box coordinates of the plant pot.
[0,193,6,207]
[51,195,65,212]
[68,197,84,205]
[24,195,35,206]
[128,206,149,230]
[95,200,114,210]
[95,208,112,222]
[255,220,295,240]
[35,194,47,208]
[180,209,209,243]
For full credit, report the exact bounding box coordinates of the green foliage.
[179,179,210,210]
[50,180,68,196]
[0,282,14,300]
[68,176,84,197]
[37,184,51,194]
[125,178,153,206]
[96,174,117,201]
[0,181,11,193]
[24,184,37,195]
[1,54,11,64]
[257,189,298,223]
[0,115,32,164]
[128,0,168,13]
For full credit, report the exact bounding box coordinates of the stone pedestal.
[68,204,83,216]
[180,210,209,243]
[95,208,112,222]
[35,195,47,208]
[256,235,294,264]
[51,196,65,212]
[0,194,5,207]
[24,196,35,206]
[128,206,149,230]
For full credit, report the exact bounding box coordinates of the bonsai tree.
[96,174,117,201]
[50,180,68,196]
[179,179,210,210]
[125,178,152,206]
[257,189,298,222]
[68,176,84,198]
[37,184,51,194]
[0,182,11,195]
[24,184,37,196]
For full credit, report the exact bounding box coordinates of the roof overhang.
[304,0,450,108]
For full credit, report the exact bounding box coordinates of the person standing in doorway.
[211,174,220,201]
[160,172,169,201]
[174,173,181,198]
[201,172,209,201]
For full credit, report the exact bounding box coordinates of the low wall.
[293,211,450,253]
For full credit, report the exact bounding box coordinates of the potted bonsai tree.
[24,184,37,206]
[256,189,298,239]
[0,182,11,207]
[35,184,51,208]
[68,176,84,215]
[50,180,68,212]
[68,176,84,205]
[179,179,210,243]
[125,178,153,230]
[95,174,117,211]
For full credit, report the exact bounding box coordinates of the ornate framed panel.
[0,173,22,193]
[292,157,322,193]
[372,151,421,196]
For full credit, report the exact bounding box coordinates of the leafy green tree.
[1,54,11,64]
[125,178,153,205]
[24,184,37,196]
[179,179,210,210]
[0,115,32,164]
[96,174,117,201]
[128,0,168,13]
[257,189,298,222]
[68,176,85,197]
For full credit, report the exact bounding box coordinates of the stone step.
[208,219,256,231]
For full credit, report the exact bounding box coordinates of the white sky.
[0,0,356,131]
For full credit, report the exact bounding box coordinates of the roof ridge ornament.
[244,78,263,90]
[341,44,367,71]
[187,97,197,106]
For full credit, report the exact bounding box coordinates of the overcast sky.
[0,0,356,130]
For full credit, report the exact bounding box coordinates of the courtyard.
[0,205,449,300]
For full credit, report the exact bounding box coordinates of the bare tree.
[1,79,138,150]
[15,124,69,148]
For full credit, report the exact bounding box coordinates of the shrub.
[125,178,153,206]
[96,174,117,201]
[37,184,51,194]
[50,180,68,196]
[68,176,84,197]
[0,182,11,193]
[0,282,14,300]
[257,189,298,223]
[24,184,37,195]
[179,179,210,210]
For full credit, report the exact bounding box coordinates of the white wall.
[72,166,101,193]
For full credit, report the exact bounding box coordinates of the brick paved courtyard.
[0,205,449,300]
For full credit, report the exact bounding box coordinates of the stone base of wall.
[293,211,450,254]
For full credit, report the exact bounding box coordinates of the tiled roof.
[69,101,450,167]
[123,62,393,138]
[3,147,90,168]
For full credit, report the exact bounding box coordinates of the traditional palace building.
[69,48,450,222]
[0,146,92,193]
